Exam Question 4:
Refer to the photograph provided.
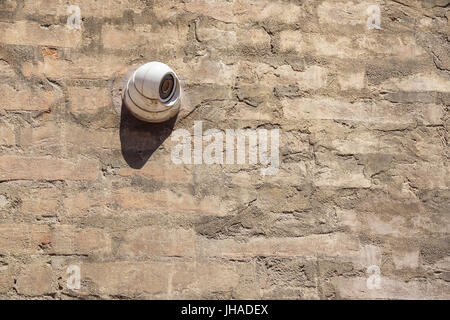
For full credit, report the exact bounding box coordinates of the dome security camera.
[123,62,181,123]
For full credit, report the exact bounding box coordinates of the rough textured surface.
[0,0,449,299]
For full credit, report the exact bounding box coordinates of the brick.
[421,104,444,125]
[23,0,146,18]
[0,126,15,146]
[113,189,167,211]
[64,125,120,150]
[22,54,125,80]
[21,189,60,217]
[81,261,170,297]
[0,266,13,294]
[0,157,99,181]
[102,24,188,50]
[171,57,237,86]
[238,63,328,91]
[313,157,371,188]
[359,34,427,59]
[67,87,111,115]
[115,188,227,216]
[256,185,311,212]
[274,65,328,90]
[240,28,272,49]
[229,102,275,121]
[165,190,229,215]
[317,0,383,26]
[20,123,60,150]
[0,223,111,256]
[353,244,383,268]
[395,163,449,190]
[380,73,450,92]
[384,91,439,104]
[309,124,403,155]
[279,32,426,59]
[0,83,60,111]
[200,233,360,259]
[279,31,303,54]
[40,47,58,58]
[392,249,420,269]
[118,226,196,258]
[334,277,450,299]
[337,70,366,90]
[63,188,227,217]
[0,224,51,254]
[0,195,10,209]
[50,225,112,256]
[0,60,15,78]
[408,128,448,163]
[80,261,242,297]
[154,0,304,23]
[16,264,53,296]
[183,0,304,24]
[237,61,328,91]
[229,162,309,188]
[117,159,193,184]
[0,21,82,48]
[282,97,419,125]
[181,0,236,22]
[194,262,240,294]
[339,199,450,238]
[63,191,107,217]
[363,214,414,238]
[0,0,16,11]
[196,24,271,51]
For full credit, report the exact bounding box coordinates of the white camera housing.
[123,62,181,123]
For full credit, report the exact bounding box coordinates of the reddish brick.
[0,224,51,255]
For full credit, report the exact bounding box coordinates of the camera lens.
[159,74,175,100]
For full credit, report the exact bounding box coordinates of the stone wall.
[0,0,449,299]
